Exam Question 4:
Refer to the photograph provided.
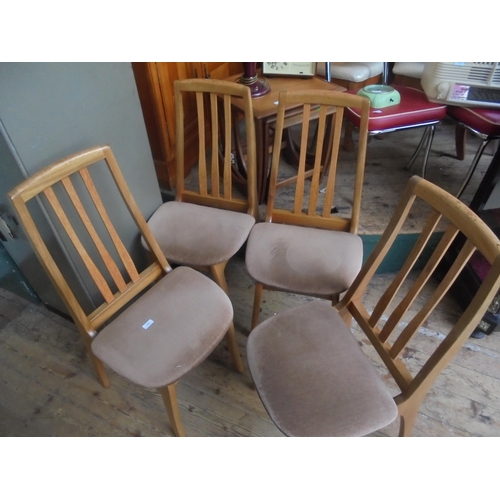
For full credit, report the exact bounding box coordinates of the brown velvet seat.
[245,89,370,329]
[145,80,258,370]
[248,176,500,437]
[147,201,255,268]
[91,266,232,389]
[8,144,235,437]
[247,300,398,437]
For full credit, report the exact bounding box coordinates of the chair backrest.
[337,175,500,431]
[174,78,259,220]
[8,145,171,338]
[264,90,370,234]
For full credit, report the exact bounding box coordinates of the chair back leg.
[456,137,490,198]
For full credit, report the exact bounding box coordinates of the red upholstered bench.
[447,105,500,197]
[344,85,447,178]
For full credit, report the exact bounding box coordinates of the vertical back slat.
[61,176,127,292]
[293,104,311,214]
[79,167,140,283]
[389,239,477,358]
[369,209,443,327]
[379,222,460,342]
[43,186,115,303]
[322,110,343,217]
[307,106,328,216]
[210,92,220,198]
[223,94,232,200]
[196,91,208,196]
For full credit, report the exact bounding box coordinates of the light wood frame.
[336,175,500,436]
[251,89,370,329]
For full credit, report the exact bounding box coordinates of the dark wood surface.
[226,73,346,203]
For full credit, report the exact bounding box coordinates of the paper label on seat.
[142,319,154,330]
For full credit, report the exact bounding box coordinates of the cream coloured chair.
[317,62,384,151]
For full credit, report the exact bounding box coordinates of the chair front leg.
[210,262,244,373]
[158,383,186,437]
[251,282,264,330]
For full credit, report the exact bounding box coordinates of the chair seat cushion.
[247,300,398,436]
[145,201,256,267]
[447,106,500,137]
[345,85,447,132]
[317,62,383,82]
[245,223,363,297]
[91,266,233,388]
[392,62,425,79]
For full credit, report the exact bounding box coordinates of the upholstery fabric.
[247,300,398,437]
[345,85,447,132]
[392,62,425,79]
[316,62,383,82]
[447,106,500,137]
[245,223,363,297]
[145,201,256,267]
[91,266,233,388]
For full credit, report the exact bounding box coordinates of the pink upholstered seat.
[344,85,447,178]
[345,85,447,132]
[447,106,500,137]
[447,106,500,197]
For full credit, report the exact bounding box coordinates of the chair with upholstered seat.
[392,62,425,90]
[247,175,500,436]
[245,89,370,330]
[447,105,500,197]
[8,144,237,437]
[344,84,447,178]
[317,62,384,152]
[146,79,259,370]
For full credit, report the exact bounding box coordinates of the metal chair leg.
[456,138,490,198]
[406,126,431,172]
[420,125,436,178]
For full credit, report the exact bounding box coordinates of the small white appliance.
[421,62,500,109]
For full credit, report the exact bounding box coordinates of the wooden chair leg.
[251,282,264,331]
[397,399,421,437]
[343,121,355,152]
[84,336,110,387]
[158,383,186,437]
[210,262,229,294]
[225,323,244,373]
[210,262,244,373]
[455,123,467,161]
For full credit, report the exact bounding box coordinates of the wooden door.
[132,62,244,190]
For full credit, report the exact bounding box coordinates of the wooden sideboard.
[132,62,244,190]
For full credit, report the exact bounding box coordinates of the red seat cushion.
[345,85,447,132]
[447,106,500,137]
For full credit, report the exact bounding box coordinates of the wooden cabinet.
[132,62,243,190]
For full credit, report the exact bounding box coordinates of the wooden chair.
[245,89,370,330]
[146,79,258,359]
[8,145,238,437]
[247,175,500,436]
